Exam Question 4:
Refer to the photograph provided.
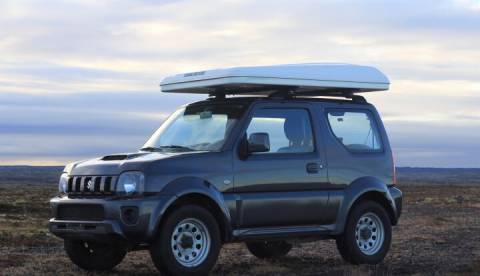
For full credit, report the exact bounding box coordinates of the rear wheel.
[246,240,292,259]
[64,239,126,271]
[150,205,221,276]
[336,201,391,265]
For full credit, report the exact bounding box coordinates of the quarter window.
[327,110,382,152]
[246,109,314,153]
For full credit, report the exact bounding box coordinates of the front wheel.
[246,240,292,259]
[150,205,221,276]
[336,201,392,265]
[64,239,126,271]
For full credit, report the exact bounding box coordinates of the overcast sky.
[1,0,479,167]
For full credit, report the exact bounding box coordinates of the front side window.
[143,104,246,152]
[246,108,314,153]
[327,110,382,152]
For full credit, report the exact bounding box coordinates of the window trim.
[244,107,318,156]
[325,108,384,154]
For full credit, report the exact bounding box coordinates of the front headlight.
[58,173,68,193]
[116,171,145,196]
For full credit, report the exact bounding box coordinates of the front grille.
[67,175,117,197]
[56,204,104,221]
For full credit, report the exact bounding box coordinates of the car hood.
[65,151,197,176]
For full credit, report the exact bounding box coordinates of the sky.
[0,0,479,167]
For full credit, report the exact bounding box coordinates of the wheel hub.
[359,227,372,240]
[179,234,194,249]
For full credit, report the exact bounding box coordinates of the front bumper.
[49,194,175,244]
[49,219,125,242]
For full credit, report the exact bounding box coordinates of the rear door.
[232,102,331,228]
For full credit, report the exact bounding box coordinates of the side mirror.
[248,132,270,153]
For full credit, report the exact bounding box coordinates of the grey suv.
[49,93,402,275]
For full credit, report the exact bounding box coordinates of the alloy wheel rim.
[355,212,384,255]
[171,218,211,267]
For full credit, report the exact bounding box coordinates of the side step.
[232,224,335,241]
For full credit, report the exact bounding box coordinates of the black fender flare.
[334,176,398,234]
[147,177,232,241]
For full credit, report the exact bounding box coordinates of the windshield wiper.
[140,146,160,152]
[140,145,196,152]
[159,145,196,151]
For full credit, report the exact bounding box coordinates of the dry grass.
[1,184,480,275]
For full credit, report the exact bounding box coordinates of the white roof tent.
[160,63,389,99]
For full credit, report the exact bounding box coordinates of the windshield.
[142,103,247,152]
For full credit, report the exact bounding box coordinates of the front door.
[233,103,330,228]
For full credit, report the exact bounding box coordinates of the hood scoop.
[101,153,149,161]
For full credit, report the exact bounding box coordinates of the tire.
[150,205,221,276]
[64,239,126,271]
[246,240,292,259]
[336,200,392,265]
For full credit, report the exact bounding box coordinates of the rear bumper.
[49,194,175,244]
[388,186,403,224]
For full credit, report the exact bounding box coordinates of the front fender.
[333,176,397,234]
[147,177,231,240]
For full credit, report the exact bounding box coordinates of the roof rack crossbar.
[266,88,368,103]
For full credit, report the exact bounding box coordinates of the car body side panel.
[311,101,397,233]
[138,151,235,193]
[233,190,331,227]
[115,151,238,240]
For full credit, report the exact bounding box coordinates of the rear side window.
[327,110,382,152]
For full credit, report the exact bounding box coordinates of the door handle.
[306,163,323,173]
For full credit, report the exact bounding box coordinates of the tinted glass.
[246,108,314,153]
[327,110,382,152]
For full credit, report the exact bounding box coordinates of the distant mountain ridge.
[0,166,63,185]
[1,166,480,186]
[396,167,480,186]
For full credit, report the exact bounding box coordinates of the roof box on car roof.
[160,63,390,97]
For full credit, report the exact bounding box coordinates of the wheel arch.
[334,176,398,234]
[348,191,397,226]
[149,177,232,243]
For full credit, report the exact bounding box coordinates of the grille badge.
[86,179,93,191]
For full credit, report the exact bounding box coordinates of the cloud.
[0,91,204,164]
[0,0,479,166]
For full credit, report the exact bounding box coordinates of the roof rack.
[205,87,368,104]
